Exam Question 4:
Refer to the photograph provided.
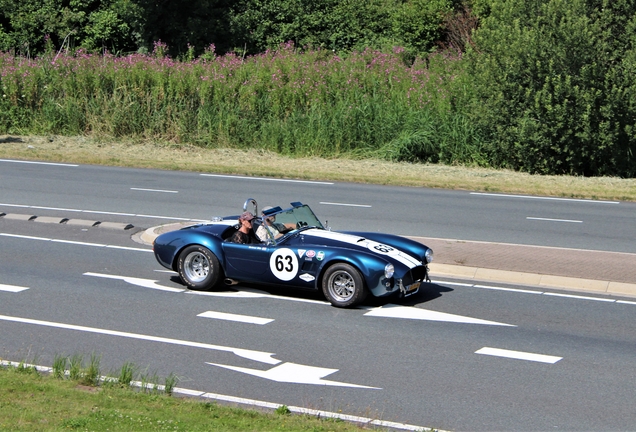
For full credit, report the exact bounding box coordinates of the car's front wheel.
[322,263,367,308]
[177,245,221,291]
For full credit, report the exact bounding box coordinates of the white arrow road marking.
[198,311,274,325]
[206,362,381,389]
[475,347,562,364]
[363,304,515,326]
[84,272,185,292]
[86,273,328,303]
[0,314,280,365]
[0,284,29,293]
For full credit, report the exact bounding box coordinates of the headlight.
[424,248,434,263]
[384,263,395,279]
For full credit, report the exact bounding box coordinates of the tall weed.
[0,45,480,163]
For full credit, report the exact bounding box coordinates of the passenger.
[228,211,259,244]
[256,206,295,241]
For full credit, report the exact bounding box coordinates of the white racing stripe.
[476,347,562,364]
[301,229,422,268]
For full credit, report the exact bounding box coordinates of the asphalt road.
[2,159,636,252]
[2,159,636,431]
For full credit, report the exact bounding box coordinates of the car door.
[221,242,271,279]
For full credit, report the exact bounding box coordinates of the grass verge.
[1,134,635,202]
[0,361,396,432]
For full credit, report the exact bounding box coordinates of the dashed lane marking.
[527,217,583,223]
[130,188,178,193]
[319,202,372,207]
[0,284,29,293]
[475,347,562,364]
[198,311,274,325]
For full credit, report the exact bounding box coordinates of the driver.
[256,206,295,241]
[228,211,260,244]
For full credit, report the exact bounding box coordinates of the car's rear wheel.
[322,263,367,308]
[177,245,221,291]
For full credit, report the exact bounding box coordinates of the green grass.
[0,362,403,432]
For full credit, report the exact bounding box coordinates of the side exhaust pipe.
[224,278,239,286]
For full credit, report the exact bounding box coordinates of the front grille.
[401,266,429,285]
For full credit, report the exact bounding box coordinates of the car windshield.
[275,204,324,230]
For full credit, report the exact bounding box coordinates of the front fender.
[316,250,397,298]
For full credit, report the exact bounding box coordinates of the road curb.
[0,212,134,230]
[430,263,636,298]
[139,222,198,245]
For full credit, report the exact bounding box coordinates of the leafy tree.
[0,0,144,54]
[0,0,62,55]
[229,0,398,54]
[392,0,453,53]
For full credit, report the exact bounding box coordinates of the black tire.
[321,263,367,308]
[177,245,221,291]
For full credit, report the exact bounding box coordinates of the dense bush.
[467,0,636,177]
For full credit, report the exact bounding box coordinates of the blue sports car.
[153,199,433,308]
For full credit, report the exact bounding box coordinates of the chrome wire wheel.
[177,245,221,291]
[183,251,209,283]
[327,270,356,302]
[322,263,367,307]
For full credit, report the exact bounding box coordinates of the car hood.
[299,229,423,269]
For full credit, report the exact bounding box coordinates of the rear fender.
[157,231,225,271]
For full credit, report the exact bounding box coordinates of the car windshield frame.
[260,204,324,244]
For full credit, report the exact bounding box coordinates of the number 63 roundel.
[269,248,300,281]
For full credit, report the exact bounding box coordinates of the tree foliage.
[0,0,453,56]
[0,0,144,55]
